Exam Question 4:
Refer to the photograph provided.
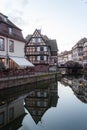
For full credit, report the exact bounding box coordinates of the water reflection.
[24,81,59,124]
[0,94,26,129]
[1,75,87,130]
[0,80,58,129]
[0,83,35,129]
[60,74,87,103]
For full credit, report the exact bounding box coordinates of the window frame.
[8,27,13,35]
[0,112,4,125]
[0,37,5,51]
[9,40,14,52]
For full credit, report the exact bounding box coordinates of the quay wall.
[0,72,61,90]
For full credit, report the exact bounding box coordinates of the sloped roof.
[0,13,21,30]
[46,39,58,51]
[77,37,87,44]
[26,35,32,42]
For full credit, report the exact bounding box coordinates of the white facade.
[0,36,25,57]
[0,35,25,68]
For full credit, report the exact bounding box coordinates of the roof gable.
[32,29,41,37]
[25,29,47,46]
[25,29,58,53]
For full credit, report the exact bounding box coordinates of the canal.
[0,75,87,130]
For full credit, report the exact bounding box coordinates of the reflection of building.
[60,75,87,103]
[0,95,26,129]
[24,82,59,124]
[72,77,87,103]
[60,76,73,87]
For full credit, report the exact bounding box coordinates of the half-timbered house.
[25,29,58,72]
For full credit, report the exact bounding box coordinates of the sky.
[0,0,87,52]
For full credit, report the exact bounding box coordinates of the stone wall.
[0,73,57,89]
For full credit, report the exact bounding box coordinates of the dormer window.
[0,14,7,22]
[3,17,7,22]
[8,27,13,35]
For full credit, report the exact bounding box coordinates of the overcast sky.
[0,0,87,52]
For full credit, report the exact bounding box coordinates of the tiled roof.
[0,13,21,30]
[26,35,32,42]
[77,37,87,44]
[46,39,58,51]
[0,13,25,42]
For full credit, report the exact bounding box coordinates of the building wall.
[0,36,25,57]
[8,39,25,57]
[35,64,49,72]
[0,35,25,68]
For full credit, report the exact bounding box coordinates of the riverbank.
[0,72,61,90]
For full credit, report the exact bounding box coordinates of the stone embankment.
[0,72,61,90]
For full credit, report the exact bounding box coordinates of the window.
[0,23,2,31]
[32,38,41,43]
[44,47,47,51]
[44,56,46,61]
[37,101,47,107]
[37,56,40,61]
[40,55,44,61]
[37,56,45,61]
[37,92,47,97]
[8,27,13,35]
[0,112,4,125]
[40,46,44,51]
[32,110,41,115]
[0,38,4,51]
[9,107,14,120]
[3,17,7,22]
[32,38,36,43]
[37,38,41,42]
[37,47,40,51]
[9,40,14,52]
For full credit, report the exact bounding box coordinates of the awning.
[10,57,34,67]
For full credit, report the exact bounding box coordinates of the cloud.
[0,0,29,11]
[0,0,30,28]
[19,0,29,7]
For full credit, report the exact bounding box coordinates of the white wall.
[8,39,25,57]
[0,36,25,58]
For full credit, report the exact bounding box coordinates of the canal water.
[0,75,87,130]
